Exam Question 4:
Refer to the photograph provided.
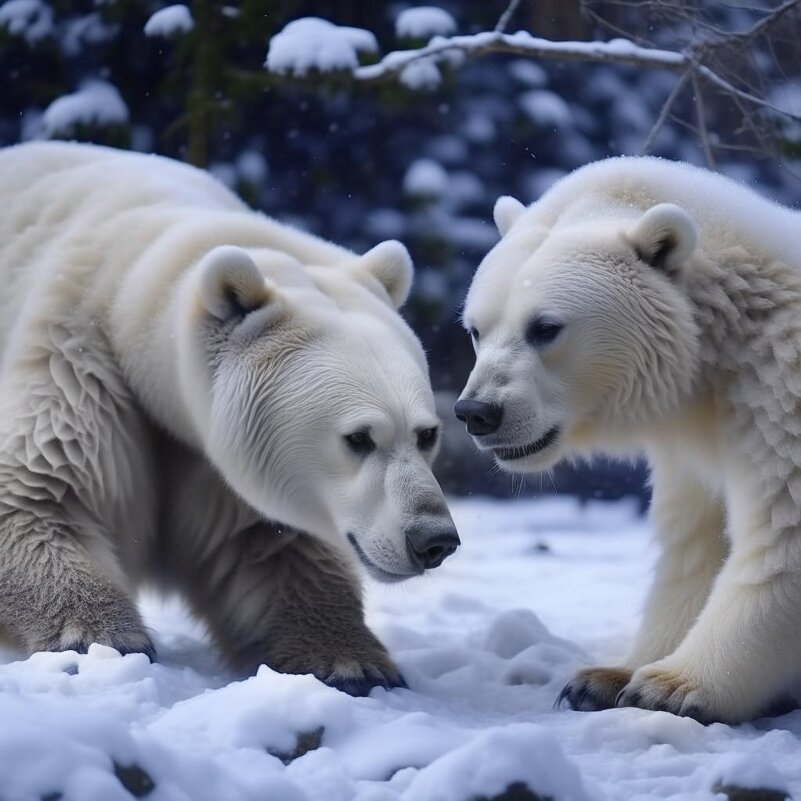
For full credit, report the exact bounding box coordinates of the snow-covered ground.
[0,497,798,800]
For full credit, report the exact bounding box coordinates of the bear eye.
[344,430,376,456]
[469,326,480,342]
[417,427,439,451]
[526,317,564,347]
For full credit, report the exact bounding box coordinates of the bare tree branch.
[693,62,797,121]
[727,0,801,44]
[641,69,691,154]
[691,68,715,168]
[495,0,525,34]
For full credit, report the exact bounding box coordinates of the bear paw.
[557,666,632,711]
[323,656,407,697]
[34,622,156,662]
[248,639,407,696]
[615,662,711,722]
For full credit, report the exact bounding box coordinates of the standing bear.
[456,156,801,723]
[0,142,459,695]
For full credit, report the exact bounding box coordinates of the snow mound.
[144,4,194,37]
[396,7,457,40]
[266,17,378,76]
[0,0,53,43]
[0,499,799,800]
[42,80,129,137]
[405,724,597,801]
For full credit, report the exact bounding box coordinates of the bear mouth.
[492,426,560,462]
[347,533,422,584]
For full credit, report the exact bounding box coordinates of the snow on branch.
[265,17,377,77]
[41,80,128,137]
[144,5,194,38]
[264,10,801,125]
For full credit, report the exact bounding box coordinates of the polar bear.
[0,142,459,694]
[456,156,801,723]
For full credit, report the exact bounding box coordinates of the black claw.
[555,683,572,710]
[327,676,381,697]
[393,673,409,690]
[573,684,590,710]
[59,639,90,655]
[681,704,709,724]
[58,638,156,662]
[555,681,591,711]
[616,688,636,707]
[117,641,157,663]
[327,669,406,696]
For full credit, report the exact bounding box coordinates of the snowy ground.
[0,497,799,801]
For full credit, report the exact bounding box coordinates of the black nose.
[453,399,503,436]
[406,527,461,571]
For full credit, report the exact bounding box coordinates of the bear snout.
[405,524,461,570]
[453,398,504,436]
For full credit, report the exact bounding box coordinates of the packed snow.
[144,5,193,38]
[0,497,798,800]
[396,7,457,40]
[0,0,53,44]
[266,17,378,77]
[41,79,128,137]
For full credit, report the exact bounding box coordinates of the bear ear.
[493,196,526,237]
[355,240,414,308]
[628,203,697,277]
[198,246,277,320]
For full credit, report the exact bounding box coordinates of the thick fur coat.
[0,142,458,693]
[459,156,801,722]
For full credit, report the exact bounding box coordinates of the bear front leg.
[616,529,801,723]
[0,509,154,658]
[186,523,405,695]
[560,466,727,712]
[160,444,403,695]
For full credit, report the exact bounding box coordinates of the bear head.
[457,197,701,472]
[178,241,459,581]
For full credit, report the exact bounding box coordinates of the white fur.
[493,196,526,237]
[198,246,273,319]
[353,240,414,308]
[627,203,697,274]
[460,156,801,722]
[0,142,455,587]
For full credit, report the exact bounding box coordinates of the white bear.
[457,156,801,722]
[0,142,459,694]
